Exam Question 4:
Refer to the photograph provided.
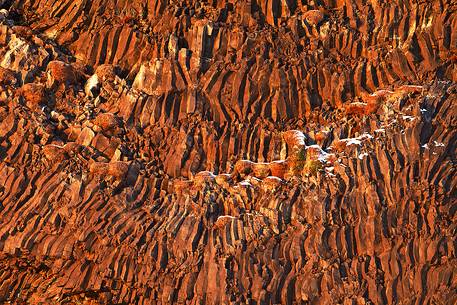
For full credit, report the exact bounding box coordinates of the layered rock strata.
[0,1,456,304]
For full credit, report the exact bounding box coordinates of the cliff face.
[0,0,456,304]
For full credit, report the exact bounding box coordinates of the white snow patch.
[346,139,362,146]
[239,180,252,187]
[306,144,323,149]
[434,141,445,147]
[339,133,373,147]
[306,145,332,163]
[402,115,415,121]
[85,74,100,97]
[318,153,330,162]
[319,152,336,164]
[361,133,374,139]
[358,153,369,160]
[216,215,236,222]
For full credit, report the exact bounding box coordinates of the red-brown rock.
[0,1,455,305]
[18,83,46,108]
[46,60,77,88]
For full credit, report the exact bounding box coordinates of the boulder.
[173,179,194,194]
[303,10,324,26]
[233,160,254,176]
[42,144,67,161]
[0,67,17,86]
[94,113,119,132]
[252,162,271,179]
[193,171,216,187]
[269,160,288,179]
[261,176,284,192]
[18,83,46,108]
[107,161,130,179]
[283,130,306,148]
[46,60,77,88]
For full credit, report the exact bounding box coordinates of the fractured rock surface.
[0,0,456,304]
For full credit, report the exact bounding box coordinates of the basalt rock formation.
[0,0,456,304]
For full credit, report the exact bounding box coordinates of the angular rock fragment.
[93,112,119,133]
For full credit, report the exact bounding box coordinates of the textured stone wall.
[0,0,456,304]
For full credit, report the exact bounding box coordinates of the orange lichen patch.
[94,112,119,132]
[234,160,254,176]
[46,60,77,87]
[283,130,306,147]
[173,179,193,194]
[107,161,129,179]
[0,67,17,86]
[252,162,271,179]
[397,85,423,93]
[261,176,284,192]
[193,171,215,187]
[269,160,288,179]
[42,144,67,161]
[214,215,235,229]
[18,83,46,108]
[303,10,324,26]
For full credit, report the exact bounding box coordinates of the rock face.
[0,1,456,305]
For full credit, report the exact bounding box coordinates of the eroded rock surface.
[0,1,456,304]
